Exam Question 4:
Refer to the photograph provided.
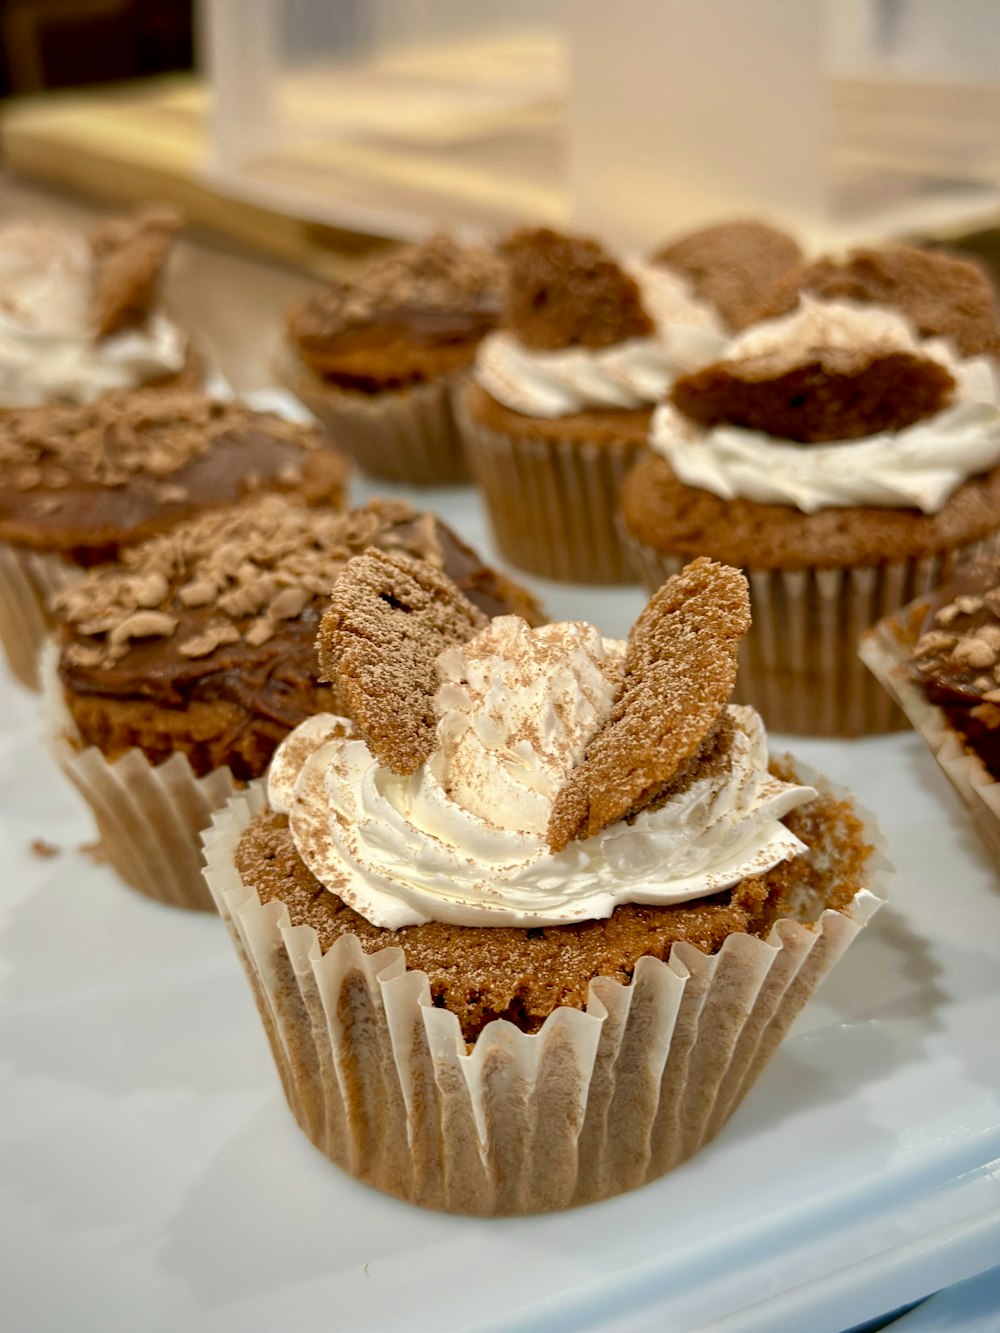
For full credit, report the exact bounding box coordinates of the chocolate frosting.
[0,392,347,563]
[57,498,543,779]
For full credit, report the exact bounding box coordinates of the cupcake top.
[268,552,815,928]
[286,233,504,391]
[760,244,1000,361]
[0,390,348,563]
[55,495,542,780]
[652,288,1000,516]
[473,227,725,419]
[911,574,1000,704]
[652,219,804,332]
[0,207,188,408]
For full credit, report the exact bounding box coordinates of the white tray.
[2,477,1000,1333]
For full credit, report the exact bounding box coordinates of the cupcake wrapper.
[861,616,1000,866]
[274,345,470,485]
[42,644,238,911]
[202,776,886,1216]
[0,544,81,690]
[458,408,641,585]
[622,530,998,736]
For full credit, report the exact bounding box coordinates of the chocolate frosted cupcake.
[460,227,725,584]
[862,561,1000,866]
[0,207,200,410]
[652,219,804,333]
[622,250,1000,736]
[204,552,885,1214]
[0,390,348,689]
[48,495,541,910]
[278,233,503,484]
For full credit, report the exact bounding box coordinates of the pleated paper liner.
[861,611,1000,868]
[457,407,641,586]
[42,644,238,912]
[202,775,887,1216]
[622,528,998,737]
[0,544,82,690]
[273,343,470,485]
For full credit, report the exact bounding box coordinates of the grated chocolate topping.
[289,233,503,342]
[0,390,318,492]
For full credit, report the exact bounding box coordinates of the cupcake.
[861,560,1000,866]
[621,246,1000,736]
[651,218,804,333]
[0,206,200,409]
[48,495,542,911]
[278,233,503,484]
[0,390,348,689]
[203,550,885,1214]
[460,227,726,584]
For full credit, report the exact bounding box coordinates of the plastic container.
[200,0,1000,248]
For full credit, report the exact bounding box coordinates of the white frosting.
[472,261,726,419]
[652,298,1000,514]
[0,222,186,408]
[269,617,815,930]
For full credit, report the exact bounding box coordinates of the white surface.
[2,479,1000,1333]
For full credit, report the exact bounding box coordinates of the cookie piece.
[548,558,750,851]
[317,548,488,775]
[90,206,182,338]
[671,351,955,444]
[761,246,1000,360]
[501,226,653,352]
[653,220,803,332]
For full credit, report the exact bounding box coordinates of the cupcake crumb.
[30,838,60,859]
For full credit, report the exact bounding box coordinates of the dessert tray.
[2,473,999,1333]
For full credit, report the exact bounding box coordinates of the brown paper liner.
[622,529,998,736]
[42,644,239,911]
[202,774,887,1215]
[274,343,470,485]
[861,613,1000,867]
[457,405,641,586]
[0,544,81,690]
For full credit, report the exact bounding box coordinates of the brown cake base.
[459,382,649,584]
[276,345,472,485]
[621,451,1000,735]
[202,770,885,1214]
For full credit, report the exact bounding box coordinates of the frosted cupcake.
[204,551,885,1214]
[0,391,348,689]
[49,495,541,911]
[0,207,198,409]
[861,559,1000,867]
[459,227,726,584]
[622,247,1000,735]
[278,233,503,484]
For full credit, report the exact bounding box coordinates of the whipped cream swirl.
[652,297,1000,514]
[473,262,726,419]
[0,222,187,408]
[269,617,814,930]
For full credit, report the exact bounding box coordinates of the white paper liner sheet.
[0,544,81,690]
[622,529,998,737]
[274,343,470,485]
[42,642,239,911]
[457,399,642,586]
[202,771,887,1216]
[861,614,1000,867]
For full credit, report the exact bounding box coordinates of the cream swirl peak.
[268,616,815,930]
[654,297,1000,515]
[0,220,186,408]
